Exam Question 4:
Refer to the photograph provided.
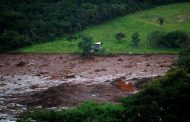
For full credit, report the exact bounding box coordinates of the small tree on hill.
[131,32,140,47]
[157,17,165,31]
[78,36,94,58]
[115,32,126,42]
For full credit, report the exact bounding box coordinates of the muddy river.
[0,54,177,121]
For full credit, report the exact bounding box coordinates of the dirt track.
[0,54,177,120]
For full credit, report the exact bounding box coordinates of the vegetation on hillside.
[0,0,188,51]
[17,102,124,122]
[131,32,141,47]
[148,30,190,48]
[78,36,94,58]
[18,3,190,54]
[115,32,126,42]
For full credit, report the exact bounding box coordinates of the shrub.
[115,32,126,42]
[131,32,141,47]
[17,102,124,122]
[148,30,190,48]
[176,46,190,72]
[66,34,78,41]
[78,36,94,58]
[163,31,190,48]
[147,30,166,47]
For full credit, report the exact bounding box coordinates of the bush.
[115,32,126,42]
[176,46,190,72]
[66,34,78,41]
[163,31,190,48]
[0,30,31,50]
[147,30,166,47]
[131,32,140,47]
[148,30,190,48]
[78,36,94,58]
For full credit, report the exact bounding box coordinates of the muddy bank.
[0,54,177,121]
[16,76,157,108]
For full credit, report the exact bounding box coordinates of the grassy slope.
[18,2,190,54]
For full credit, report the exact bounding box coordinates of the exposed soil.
[0,54,177,121]
[177,14,190,23]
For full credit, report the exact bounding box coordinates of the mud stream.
[0,54,177,121]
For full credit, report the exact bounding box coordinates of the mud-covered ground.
[0,54,177,121]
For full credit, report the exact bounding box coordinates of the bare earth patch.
[177,14,190,23]
[0,54,177,121]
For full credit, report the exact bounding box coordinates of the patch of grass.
[18,2,190,54]
[17,101,124,122]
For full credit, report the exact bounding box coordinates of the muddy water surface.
[0,54,177,121]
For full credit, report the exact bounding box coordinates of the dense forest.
[0,0,188,50]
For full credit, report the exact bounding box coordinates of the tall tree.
[115,32,126,42]
[78,36,94,58]
[157,17,166,31]
[131,32,140,47]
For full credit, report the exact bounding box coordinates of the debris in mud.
[143,69,148,72]
[0,76,6,81]
[61,69,75,78]
[117,58,124,61]
[146,63,151,66]
[30,85,39,89]
[39,64,49,68]
[50,69,75,80]
[65,74,75,78]
[49,73,62,80]
[124,65,133,68]
[34,71,49,77]
[0,64,4,67]
[28,60,35,66]
[95,68,107,72]
[115,80,135,92]
[16,61,26,67]
[0,83,6,87]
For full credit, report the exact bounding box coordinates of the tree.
[147,30,166,47]
[131,32,140,47]
[147,30,190,48]
[115,32,126,42]
[157,17,165,31]
[78,36,94,58]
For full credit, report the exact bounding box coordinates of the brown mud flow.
[0,54,177,121]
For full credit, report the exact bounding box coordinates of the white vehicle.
[92,42,103,51]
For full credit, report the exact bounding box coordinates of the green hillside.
[18,2,190,54]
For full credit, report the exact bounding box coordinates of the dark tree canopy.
[131,32,140,47]
[0,0,188,50]
[115,32,126,42]
[78,36,94,58]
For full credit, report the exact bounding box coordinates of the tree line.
[0,0,188,50]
